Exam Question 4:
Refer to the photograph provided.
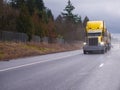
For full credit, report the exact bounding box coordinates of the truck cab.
[83,21,111,54]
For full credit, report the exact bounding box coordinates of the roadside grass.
[0,42,83,61]
[0,51,4,59]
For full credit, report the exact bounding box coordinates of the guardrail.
[0,31,65,44]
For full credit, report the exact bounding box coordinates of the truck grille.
[88,38,98,46]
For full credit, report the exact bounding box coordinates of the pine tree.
[32,0,45,19]
[83,16,89,27]
[56,15,63,23]
[62,0,75,22]
[35,0,45,11]
[0,0,3,13]
[74,15,82,23]
[47,9,54,20]
[16,4,33,41]
[10,0,25,9]
[26,0,35,15]
[0,0,3,29]
[55,0,86,42]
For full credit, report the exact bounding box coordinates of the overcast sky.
[44,0,120,33]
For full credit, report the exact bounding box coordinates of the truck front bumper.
[83,45,105,52]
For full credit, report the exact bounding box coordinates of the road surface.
[0,44,120,90]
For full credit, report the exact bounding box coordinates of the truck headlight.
[100,42,104,45]
[83,42,87,45]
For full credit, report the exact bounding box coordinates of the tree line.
[0,0,89,43]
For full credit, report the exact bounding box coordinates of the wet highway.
[0,44,120,90]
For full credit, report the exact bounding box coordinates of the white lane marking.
[0,54,78,72]
[99,63,104,68]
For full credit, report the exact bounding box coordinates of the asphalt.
[0,44,120,90]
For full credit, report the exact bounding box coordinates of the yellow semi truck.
[83,20,111,54]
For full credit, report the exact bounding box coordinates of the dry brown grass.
[0,42,83,61]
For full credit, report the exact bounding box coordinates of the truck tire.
[84,51,87,54]
[101,50,105,54]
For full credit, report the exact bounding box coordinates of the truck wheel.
[101,50,105,54]
[105,48,107,52]
[84,51,87,54]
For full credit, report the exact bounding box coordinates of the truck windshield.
[88,33,101,36]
